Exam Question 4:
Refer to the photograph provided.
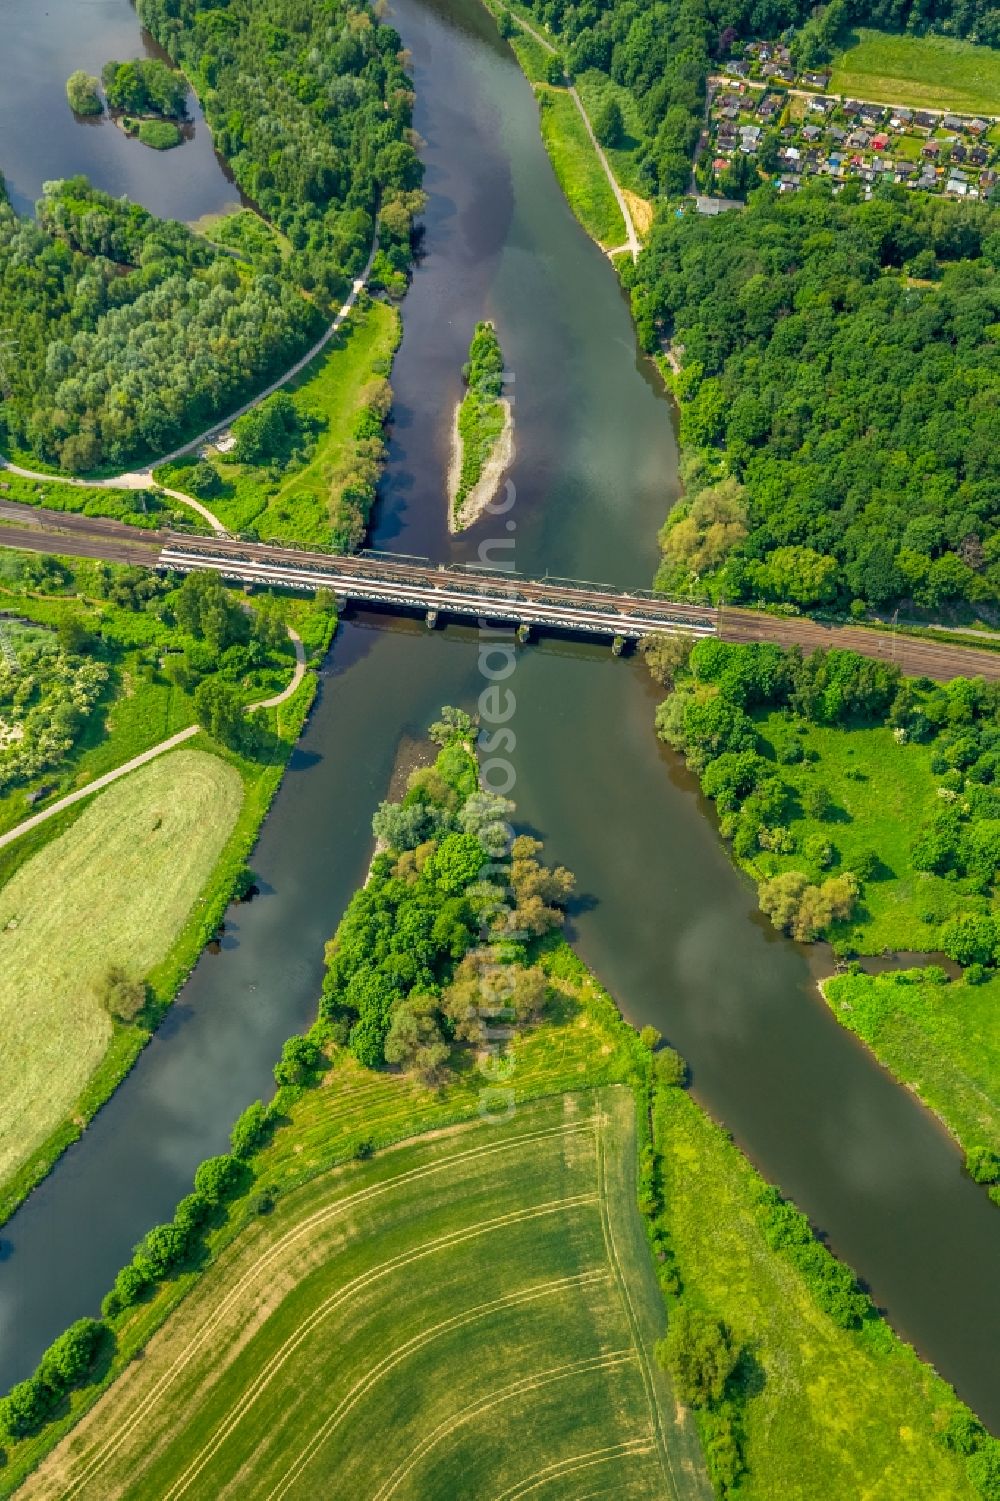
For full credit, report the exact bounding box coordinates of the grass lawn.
[20,1088,706,1501]
[573,69,652,203]
[655,1087,975,1501]
[825,968,1000,1158]
[156,298,400,550]
[751,715,967,954]
[0,749,242,1192]
[830,28,1000,115]
[536,87,627,248]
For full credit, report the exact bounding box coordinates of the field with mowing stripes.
[22,1088,709,1501]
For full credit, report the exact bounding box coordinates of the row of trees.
[321,710,574,1074]
[632,185,1000,616]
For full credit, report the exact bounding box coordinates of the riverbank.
[0,570,337,1228]
[822,967,1000,1199]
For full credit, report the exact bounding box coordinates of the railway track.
[1,499,998,680]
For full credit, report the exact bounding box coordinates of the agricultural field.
[21,1088,707,1501]
[157,299,400,551]
[825,968,1000,1161]
[536,88,627,248]
[655,1087,976,1501]
[0,749,242,1193]
[829,28,1000,115]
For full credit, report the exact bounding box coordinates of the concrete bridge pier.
[426,608,439,630]
[516,622,531,645]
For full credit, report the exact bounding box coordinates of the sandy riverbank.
[447,397,514,533]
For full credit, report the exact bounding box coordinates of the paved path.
[0,229,380,531]
[513,13,640,261]
[250,628,306,709]
[0,627,308,853]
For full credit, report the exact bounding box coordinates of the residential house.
[942,114,965,132]
[847,128,871,148]
[968,118,989,136]
[872,133,890,151]
[969,146,989,167]
[801,124,821,142]
[922,139,941,158]
[803,71,831,88]
[913,111,936,130]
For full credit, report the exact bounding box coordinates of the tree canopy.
[633,185,1000,615]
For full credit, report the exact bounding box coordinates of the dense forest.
[629,185,1000,615]
[136,0,423,301]
[0,0,419,473]
[0,179,319,471]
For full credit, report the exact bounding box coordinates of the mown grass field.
[829,28,1000,115]
[655,1087,976,1501]
[751,715,964,954]
[536,88,627,248]
[158,299,400,549]
[825,968,1000,1157]
[22,1089,704,1501]
[0,749,242,1191]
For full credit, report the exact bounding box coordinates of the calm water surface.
[0,0,242,218]
[0,0,998,1437]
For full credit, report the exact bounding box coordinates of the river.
[0,0,242,220]
[2,0,1000,1438]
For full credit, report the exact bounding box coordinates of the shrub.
[230,1100,271,1159]
[97,964,147,1023]
[657,1306,738,1408]
[639,1025,662,1052]
[37,1319,103,1392]
[966,1147,1000,1185]
[0,1377,50,1438]
[193,1153,240,1207]
[653,1047,687,1087]
[138,119,182,150]
[594,96,624,148]
[66,71,103,116]
[545,53,565,85]
[273,1035,321,1087]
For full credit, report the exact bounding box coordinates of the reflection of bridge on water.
[158,538,717,643]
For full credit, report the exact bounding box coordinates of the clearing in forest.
[23,1088,708,1501]
[0,748,242,1190]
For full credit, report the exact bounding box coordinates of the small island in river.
[448,320,514,532]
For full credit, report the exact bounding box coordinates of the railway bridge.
[157,537,718,641]
[2,500,1000,680]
